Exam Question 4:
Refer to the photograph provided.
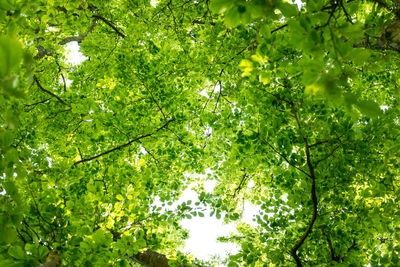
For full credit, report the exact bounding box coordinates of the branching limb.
[55,60,67,92]
[24,98,51,111]
[33,75,70,107]
[259,136,311,178]
[35,19,98,60]
[213,80,222,113]
[289,103,318,267]
[138,140,160,166]
[321,226,340,261]
[58,19,98,45]
[314,144,342,167]
[232,171,249,198]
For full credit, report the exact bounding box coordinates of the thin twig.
[74,119,174,165]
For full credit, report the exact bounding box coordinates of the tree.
[1,0,399,266]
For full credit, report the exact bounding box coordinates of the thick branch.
[35,19,98,60]
[129,250,170,267]
[74,119,174,165]
[33,75,70,107]
[58,19,98,45]
[353,40,400,53]
[39,251,60,267]
[129,249,207,267]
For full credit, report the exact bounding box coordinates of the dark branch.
[321,227,340,261]
[260,136,311,178]
[35,19,98,60]
[232,171,249,198]
[24,98,51,109]
[58,19,98,45]
[93,14,126,38]
[33,75,70,107]
[270,23,288,34]
[133,71,167,121]
[314,144,342,166]
[308,140,330,148]
[290,103,318,267]
[192,19,216,26]
[74,119,174,165]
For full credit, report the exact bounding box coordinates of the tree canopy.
[1,0,400,266]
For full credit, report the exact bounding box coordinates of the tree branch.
[35,19,98,60]
[289,103,318,267]
[93,14,126,38]
[58,19,98,45]
[321,226,340,261]
[129,249,207,267]
[259,136,311,178]
[308,140,330,148]
[33,75,70,107]
[133,71,167,121]
[314,144,342,167]
[24,98,51,111]
[232,171,249,198]
[39,251,60,267]
[270,23,288,34]
[74,119,174,165]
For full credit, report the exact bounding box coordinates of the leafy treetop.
[0,0,399,266]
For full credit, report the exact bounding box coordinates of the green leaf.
[8,246,25,260]
[224,7,241,28]
[210,0,234,14]
[0,35,22,77]
[0,227,17,244]
[278,2,298,17]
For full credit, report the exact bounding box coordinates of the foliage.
[0,0,400,266]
